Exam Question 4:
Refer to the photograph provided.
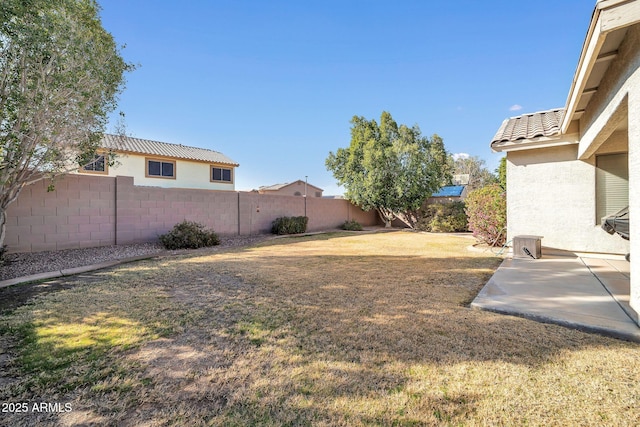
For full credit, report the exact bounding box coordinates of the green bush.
[271,216,308,235]
[341,219,363,231]
[465,184,506,246]
[418,202,468,232]
[159,220,220,250]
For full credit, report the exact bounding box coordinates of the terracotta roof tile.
[259,182,290,191]
[491,109,565,146]
[101,134,238,166]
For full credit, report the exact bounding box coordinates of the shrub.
[159,220,220,250]
[341,219,363,231]
[271,216,308,235]
[418,202,468,232]
[464,184,506,246]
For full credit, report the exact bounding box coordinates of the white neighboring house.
[75,134,239,190]
[490,1,638,320]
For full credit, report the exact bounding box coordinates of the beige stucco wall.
[75,152,235,191]
[630,84,640,323]
[506,144,629,254]
[577,24,638,320]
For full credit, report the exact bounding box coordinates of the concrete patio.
[471,252,640,342]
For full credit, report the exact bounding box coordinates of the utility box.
[513,235,542,259]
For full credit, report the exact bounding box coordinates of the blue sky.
[99,0,593,194]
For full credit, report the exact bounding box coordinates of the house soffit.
[569,28,628,122]
[490,1,639,153]
[562,0,640,132]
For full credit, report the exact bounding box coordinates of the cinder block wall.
[5,175,116,253]
[5,174,378,253]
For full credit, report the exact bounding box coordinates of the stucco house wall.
[73,135,238,191]
[575,21,639,317]
[631,92,640,323]
[492,1,640,320]
[506,144,629,254]
[85,153,236,191]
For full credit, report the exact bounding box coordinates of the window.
[81,154,107,174]
[596,153,628,222]
[146,158,175,179]
[211,166,232,183]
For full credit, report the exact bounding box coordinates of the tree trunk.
[0,208,7,255]
[0,182,27,254]
[395,210,419,229]
[377,208,395,228]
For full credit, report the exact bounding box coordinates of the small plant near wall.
[341,220,363,231]
[418,202,468,232]
[159,220,220,249]
[465,184,506,246]
[271,216,308,235]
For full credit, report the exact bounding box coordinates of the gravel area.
[0,234,272,282]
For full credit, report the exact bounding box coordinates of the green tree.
[496,156,507,190]
[452,155,497,191]
[0,0,132,250]
[326,111,451,228]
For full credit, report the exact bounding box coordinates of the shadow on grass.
[1,232,637,425]
[99,251,637,425]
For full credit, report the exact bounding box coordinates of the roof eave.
[561,6,604,133]
[109,148,239,167]
[491,134,579,153]
[562,0,640,133]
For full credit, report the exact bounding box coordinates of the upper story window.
[146,158,176,179]
[211,166,233,183]
[81,154,107,174]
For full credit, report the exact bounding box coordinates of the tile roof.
[432,185,465,198]
[259,182,290,191]
[101,134,238,166]
[491,109,565,146]
[259,180,323,192]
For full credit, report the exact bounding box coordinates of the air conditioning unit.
[513,235,542,259]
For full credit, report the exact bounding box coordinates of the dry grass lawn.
[1,231,639,426]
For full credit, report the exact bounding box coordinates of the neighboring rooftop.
[490,108,565,147]
[453,174,470,185]
[431,185,465,198]
[259,182,291,191]
[258,180,324,192]
[101,134,238,166]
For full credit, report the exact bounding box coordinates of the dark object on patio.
[601,206,629,240]
[601,206,630,262]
